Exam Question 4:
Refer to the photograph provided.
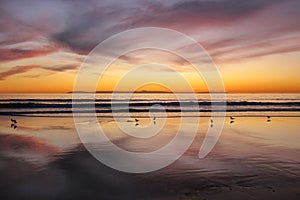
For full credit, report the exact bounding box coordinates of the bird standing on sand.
[135,118,139,122]
[229,116,235,124]
[10,118,18,129]
[11,118,17,124]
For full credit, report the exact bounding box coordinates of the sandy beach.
[0,116,299,199]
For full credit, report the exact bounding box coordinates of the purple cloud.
[0,46,59,62]
[0,0,299,65]
[0,65,39,80]
[0,64,79,80]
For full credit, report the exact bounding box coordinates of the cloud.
[0,0,67,45]
[43,64,79,72]
[0,65,39,80]
[132,0,275,28]
[48,0,300,62]
[50,0,276,54]
[0,0,299,64]
[207,36,300,63]
[0,64,79,80]
[0,45,60,62]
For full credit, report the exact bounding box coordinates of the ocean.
[0,93,299,117]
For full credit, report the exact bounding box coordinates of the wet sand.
[0,116,299,199]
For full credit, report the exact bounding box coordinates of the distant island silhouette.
[69,90,173,94]
[68,91,225,94]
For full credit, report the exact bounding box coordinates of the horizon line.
[0,91,300,94]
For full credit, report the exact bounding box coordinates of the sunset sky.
[0,0,300,93]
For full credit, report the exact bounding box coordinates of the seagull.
[135,123,139,127]
[135,118,139,122]
[13,124,17,129]
[210,119,214,124]
[10,123,14,128]
[230,120,234,124]
[230,116,235,120]
[11,118,17,124]
[267,116,271,119]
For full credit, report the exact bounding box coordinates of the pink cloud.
[0,65,39,80]
[0,64,79,80]
[0,45,60,62]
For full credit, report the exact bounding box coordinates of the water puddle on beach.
[0,116,299,199]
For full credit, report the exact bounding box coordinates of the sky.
[0,0,300,93]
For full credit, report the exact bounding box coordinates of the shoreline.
[0,115,299,199]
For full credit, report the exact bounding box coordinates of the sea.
[0,93,299,117]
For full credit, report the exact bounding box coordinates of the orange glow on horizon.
[0,52,300,94]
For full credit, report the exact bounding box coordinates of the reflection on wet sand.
[0,116,299,199]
